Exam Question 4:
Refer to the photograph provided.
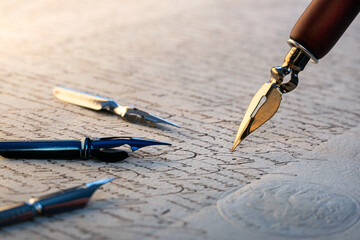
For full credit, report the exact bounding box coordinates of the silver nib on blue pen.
[53,86,179,127]
[86,177,116,187]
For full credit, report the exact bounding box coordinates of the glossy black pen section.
[0,137,171,162]
[0,178,115,228]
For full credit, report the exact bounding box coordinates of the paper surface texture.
[0,0,359,239]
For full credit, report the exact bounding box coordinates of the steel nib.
[86,178,116,188]
[124,108,180,127]
[53,86,180,128]
[231,80,282,151]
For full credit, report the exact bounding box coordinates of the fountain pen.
[0,136,171,162]
[0,178,115,228]
[232,0,360,150]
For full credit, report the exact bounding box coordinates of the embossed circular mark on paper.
[217,181,360,237]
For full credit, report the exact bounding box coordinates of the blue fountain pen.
[0,137,171,162]
[0,178,115,228]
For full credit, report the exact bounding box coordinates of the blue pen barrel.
[0,202,37,227]
[0,140,81,159]
[0,136,170,161]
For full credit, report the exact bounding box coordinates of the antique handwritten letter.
[0,0,359,239]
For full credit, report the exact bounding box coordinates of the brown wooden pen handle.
[290,0,360,60]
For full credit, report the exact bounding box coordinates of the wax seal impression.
[217,181,360,237]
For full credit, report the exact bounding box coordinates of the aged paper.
[0,0,359,239]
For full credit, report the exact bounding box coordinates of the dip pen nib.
[232,45,311,151]
[231,80,282,151]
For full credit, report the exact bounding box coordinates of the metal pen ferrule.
[271,41,313,94]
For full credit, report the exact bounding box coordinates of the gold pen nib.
[231,43,312,151]
[231,80,282,151]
